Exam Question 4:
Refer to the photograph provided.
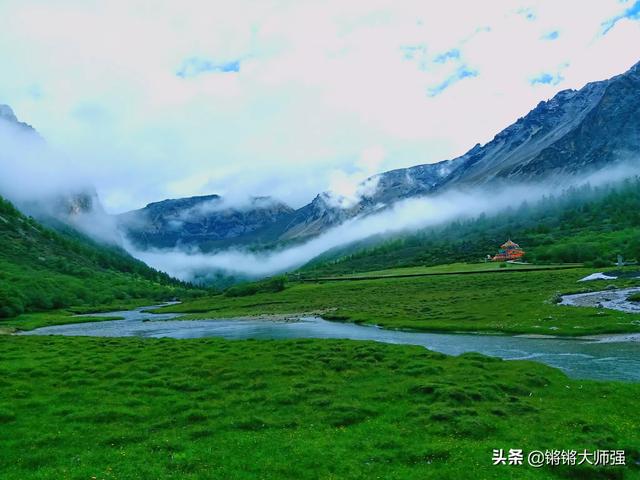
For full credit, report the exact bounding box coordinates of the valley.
[1,45,639,478]
[113,61,640,259]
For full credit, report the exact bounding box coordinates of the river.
[20,304,640,382]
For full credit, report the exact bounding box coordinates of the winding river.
[20,301,640,383]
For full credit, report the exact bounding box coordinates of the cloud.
[428,66,479,96]
[324,146,386,209]
[530,72,563,85]
[133,187,533,280]
[400,44,426,61]
[434,48,461,63]
[178,195,284,221]
[0,114,89,202]
[0,0,639,215]
[529,61,569,86]
[541,30,560,40]
[517,7,537,21]
[602,0,640,34]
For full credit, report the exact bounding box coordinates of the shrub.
[0,287,25,318]
[592,258,611,268]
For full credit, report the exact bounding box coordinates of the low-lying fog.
[127,164,638,282]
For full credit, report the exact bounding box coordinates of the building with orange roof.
[492,240,525,262]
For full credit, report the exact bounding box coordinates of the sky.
[1,0,639,214]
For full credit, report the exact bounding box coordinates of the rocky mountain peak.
[118,194,295,250]
[0,104,18,122]
[626,59,640,74]
[0,104,41,138]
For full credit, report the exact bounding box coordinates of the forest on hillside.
[0,196,202,317]
[303,177,640,276]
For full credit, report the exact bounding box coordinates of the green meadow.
[300,261,582,280]
[0,196,201,319]
[1,335,639,479]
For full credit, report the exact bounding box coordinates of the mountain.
[277,160,458,241]
[0,110,203,312]
[439,62,640,185]
[0,105,125,246]
[280,60,640,239]
[120,60,640,250]
[118,195,295,250]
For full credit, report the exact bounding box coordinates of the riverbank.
[560,287,640,314]
[0,312,123,334]
[0,299,180,333]
[4,267,638,337]
[157,267,640,336]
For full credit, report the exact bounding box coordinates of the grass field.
[1,335,638,479]
[159,267,640,336]
[301,262,583,280]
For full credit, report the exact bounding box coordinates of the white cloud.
[324,145,385,208]
[0,0,638,213]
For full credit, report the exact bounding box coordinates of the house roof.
[501,239,520,248]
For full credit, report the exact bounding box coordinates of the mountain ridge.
[3,60,639,253]
[118,194,295,250]
[0,104,40,137]
[120,59,639,249]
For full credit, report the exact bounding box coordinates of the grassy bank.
[0,335,638,479]
[0,312,121,334]
[159,267,640,336]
